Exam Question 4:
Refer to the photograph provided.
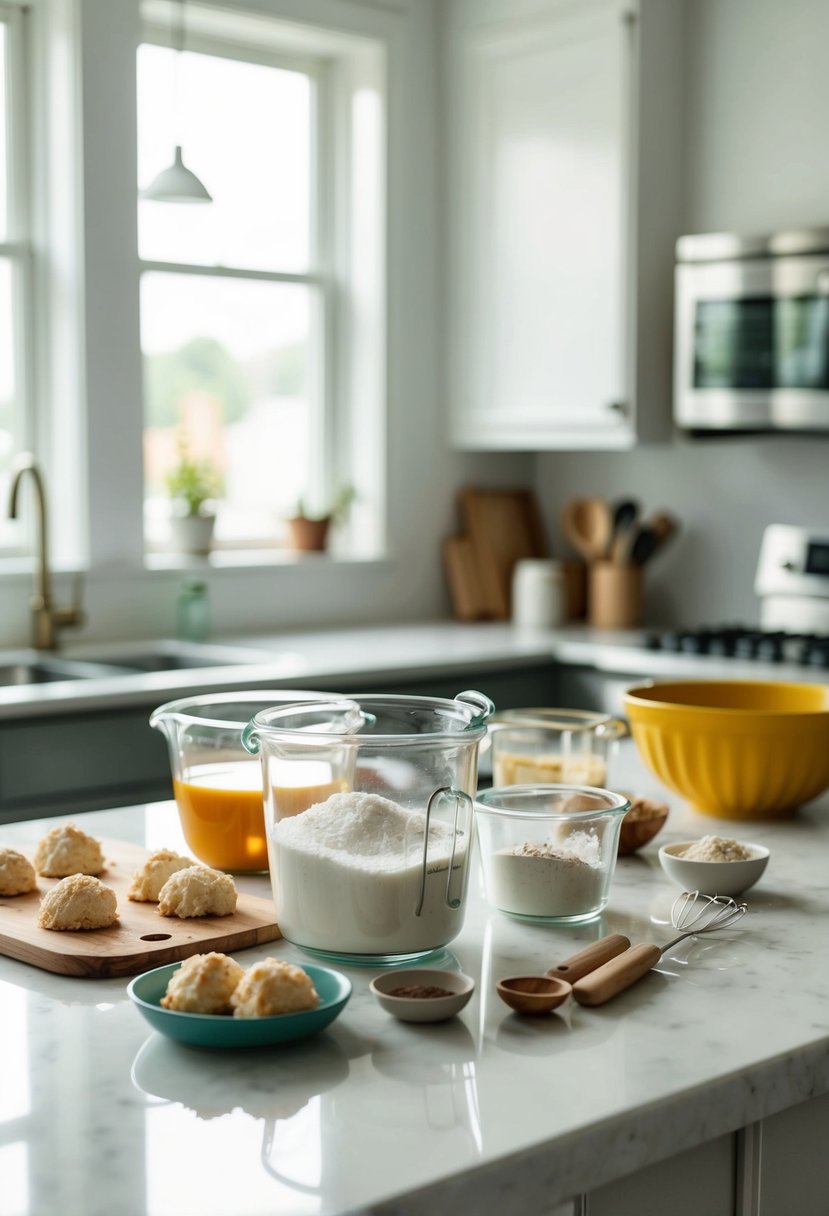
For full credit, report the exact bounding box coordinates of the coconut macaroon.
[157,865,237,919]
[161,952,245,1014]
[230,958,319,1018]
[0,848,37,896]
[34,822,105,878]
[128,849,195,903]
[37,874,118,931]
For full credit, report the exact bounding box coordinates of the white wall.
[0,0,531,648]
[535,0,829,627]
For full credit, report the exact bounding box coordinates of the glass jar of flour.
[242,691,494,963]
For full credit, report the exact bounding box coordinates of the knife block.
[588,561,643,629]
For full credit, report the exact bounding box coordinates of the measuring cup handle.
[454,690,496,728]
[241,721,260,755]
[415,786,472,916]
[598,716,629,741]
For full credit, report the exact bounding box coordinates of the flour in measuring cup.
[489,831,606,918]
[268,791,467,955]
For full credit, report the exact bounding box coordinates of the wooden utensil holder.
[588,561,643,629]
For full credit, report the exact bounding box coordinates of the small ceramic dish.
[128,960,352,1049]
[658,841,769,897]
[370,969,475,1023]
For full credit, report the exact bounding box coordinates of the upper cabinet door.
[446,0,673,450]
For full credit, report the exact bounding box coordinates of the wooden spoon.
[649,511,680,553]
[496,933,631,1016]
[561,498,614,562]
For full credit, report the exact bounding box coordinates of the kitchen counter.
[3,742,829,1216]
[0,619,825,719]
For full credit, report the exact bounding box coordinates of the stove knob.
[804,642,829,668]
[734,633,760,659]
[756,636,784,663]
[679,632,707,654]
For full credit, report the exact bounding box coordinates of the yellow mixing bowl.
[624,680,829,820]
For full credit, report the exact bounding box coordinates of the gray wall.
[534,0,829,628]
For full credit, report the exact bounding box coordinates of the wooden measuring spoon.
[497,975,572,1015]
[496,933,631,1016]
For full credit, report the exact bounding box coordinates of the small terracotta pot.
[287,516,331,552]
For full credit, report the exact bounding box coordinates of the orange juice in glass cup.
[150,691,333,872]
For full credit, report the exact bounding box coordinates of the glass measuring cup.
[150,690,330,873]
[488,708,627,789]
[242,690,495,963]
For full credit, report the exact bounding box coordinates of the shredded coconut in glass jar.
[680,835,754,862]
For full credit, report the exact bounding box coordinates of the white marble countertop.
[3,742,829,1215]
[0,619,825,719]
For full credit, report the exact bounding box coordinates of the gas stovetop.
[645,625,829,668]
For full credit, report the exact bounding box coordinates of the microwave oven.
[674,226,829,432]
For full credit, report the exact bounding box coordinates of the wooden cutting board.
[442,535,491,620]
[458,486,549,618]
[0,838,281,978]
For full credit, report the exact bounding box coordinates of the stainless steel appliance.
[755,523,829,632]
[674,227,829,431]
[643,525,829,668]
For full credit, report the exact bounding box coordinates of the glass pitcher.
[150,690,330,873]
[242,690,495,963]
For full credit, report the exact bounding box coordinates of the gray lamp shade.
[141,146,212,203]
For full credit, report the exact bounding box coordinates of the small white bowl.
[370,969,475,1023]
[658,841,770,897]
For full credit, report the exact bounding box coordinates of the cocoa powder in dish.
[388,984,456,999]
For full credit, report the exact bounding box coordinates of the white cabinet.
[444,0,685,450]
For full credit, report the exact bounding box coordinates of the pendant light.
[141,0,212,204]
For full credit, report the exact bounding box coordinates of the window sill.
[143,547,390,574]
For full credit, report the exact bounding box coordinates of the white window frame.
[0,2,36,556]
[137,24,337,547]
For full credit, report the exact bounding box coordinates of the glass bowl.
[474,785,631,924]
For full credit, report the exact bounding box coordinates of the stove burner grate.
[645,625,829,668]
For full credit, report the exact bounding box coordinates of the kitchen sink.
[0,642,273,686]
[75,641,273,673]
[0,658,133,686]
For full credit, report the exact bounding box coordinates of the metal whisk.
[572,889,749,1007]
[669,889,748,939]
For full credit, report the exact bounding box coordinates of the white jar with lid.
[512,559,566,629]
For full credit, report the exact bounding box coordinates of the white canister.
[511,559,566,629]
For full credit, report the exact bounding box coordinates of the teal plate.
[127,961,352,1049]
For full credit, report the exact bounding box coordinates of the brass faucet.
[7,452,84,650]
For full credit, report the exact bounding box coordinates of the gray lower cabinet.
[549,1091,829,1216]
[0,661,557,821]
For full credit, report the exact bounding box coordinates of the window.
[0,6,32,550]
[137,26,330,551]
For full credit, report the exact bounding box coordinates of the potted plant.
[286,485,355,552]
[165,447,223,556]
